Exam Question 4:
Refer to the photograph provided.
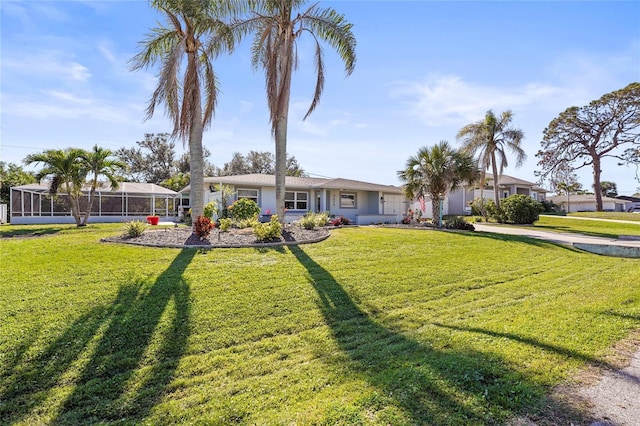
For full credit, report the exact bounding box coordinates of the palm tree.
[79,145,126,226]
[24,148,88,226]
[130,0,233,229]
[235,0,356,221]
[457,110,526,207]
[398,141,479,227]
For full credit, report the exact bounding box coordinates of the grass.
[568,211,640,222]
[1,224,639,425]
[534,215,640,238]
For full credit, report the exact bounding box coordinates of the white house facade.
[411,173,547,218]
[179,174,408,225]
[548,194,627,212]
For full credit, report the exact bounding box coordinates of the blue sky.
[2,1,639,195]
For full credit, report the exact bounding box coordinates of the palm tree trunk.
[82,179,97,226]
[491,152,500,208]
[273,27,294,224]
[431,193,440,227]
[65,182,82,226]
[189,102,205,233]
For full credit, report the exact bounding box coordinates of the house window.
[503,191,509,199]
[237,189,258,203]
[340,192,357,208]
[285,191,308,210]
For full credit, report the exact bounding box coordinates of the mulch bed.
[101,225,330,248]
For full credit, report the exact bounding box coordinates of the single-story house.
[178,174,408,225]
[411,173,547,218]
[9,182,178,224]
[548,194,627,212]
[616,195,640,212]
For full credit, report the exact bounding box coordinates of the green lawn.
[535,215,640,238]
[1,224,639,425]
[568,211,640,222]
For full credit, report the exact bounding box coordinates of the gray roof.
[549,194,625,203]
[180,174,403,194]
[12,181,177,195]
[468,173,547,192]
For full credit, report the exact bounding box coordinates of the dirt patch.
[510,330,640,425]
[101,224,330,248]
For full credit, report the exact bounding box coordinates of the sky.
[1,0,639,195]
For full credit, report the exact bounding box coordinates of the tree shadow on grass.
[0,249,195,425]
[289,245,590,425]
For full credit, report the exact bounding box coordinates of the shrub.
[330,215,352,226]
[229,198,261,222]
[235,217,259,229]
[218,218,232,232]
[299,211,329,230]
[444,216,475,231]
[194,215,215,239]
[500,194,544,224]
[253,214,283,241]
[469,198,493,221]
[124,220,147,238]
[203,201,216,219]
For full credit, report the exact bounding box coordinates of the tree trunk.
[187,53,205,233]
[491,152,501,207]
[81,180,97,226]
[65,182,83,226]
[592,156,603,211]
[273,25,294,225]
[431,193,441,227]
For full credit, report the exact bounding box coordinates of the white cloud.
[98,40,117,64]
[4,50,91,82]
[389,74,565,126]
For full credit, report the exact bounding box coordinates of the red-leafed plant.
[194,215,215,238]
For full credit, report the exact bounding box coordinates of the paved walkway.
[473,223,640,258]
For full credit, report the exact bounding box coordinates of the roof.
[617,196,640,202]
[548,194,626,204]
[180,174,403,194]
[463,173,546,192]
[12,181,177,195]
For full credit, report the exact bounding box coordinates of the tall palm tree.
[398,141,479,227]
[79,145,126,226]
[130,0,233,229]
[235,0,356,221]
[24,148,88,226]
[457,110,526,207]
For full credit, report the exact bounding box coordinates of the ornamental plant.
[218,218,232,232]
[253,214,283,241]
[229,198,261,222]
[194,215,215,239]
[124,220,147,238]
[500,194,544,224]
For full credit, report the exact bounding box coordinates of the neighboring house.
[10,182,178,224]
[548,194,627,212]
[178,174,407,225]
[616,195,640,212]
[411,173,547,218]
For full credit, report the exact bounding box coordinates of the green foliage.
[253,214,282,241]
[124,220,147,238]
[444,216,475,231]
[218,218,232,232]
[0,162,37,205]
[501,194,544,224]
[219,151,307,177]
[194,215,215,238]
[160,172,190,192]
[229,198,261,222]
[299,211,329,230]
[203,201,215,219]
[469,198,493,221]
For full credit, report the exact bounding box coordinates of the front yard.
[1,224,638,424]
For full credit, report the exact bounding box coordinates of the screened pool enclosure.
[10,182,178,224]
